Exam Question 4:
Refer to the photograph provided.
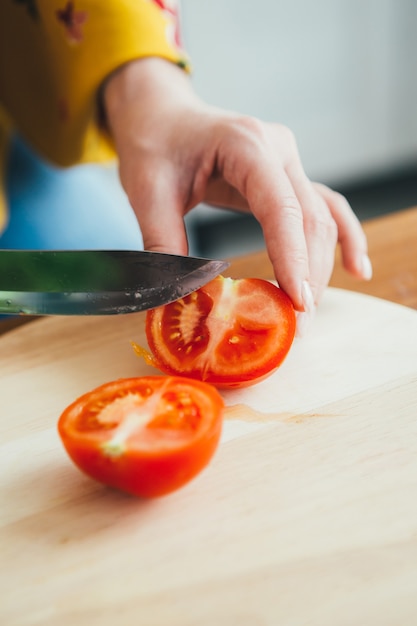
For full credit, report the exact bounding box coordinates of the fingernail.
[296,307,316,338]
[296,311,310,338]
[361,254,373,280]
[297,281,315,338]
[301,280,315,314]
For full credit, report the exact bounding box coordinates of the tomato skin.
[58,376,224,498]
[146,276,296,388]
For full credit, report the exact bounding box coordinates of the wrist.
[103,57,197,137]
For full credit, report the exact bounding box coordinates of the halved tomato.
[58,376,224,498]
[145,276,296,388]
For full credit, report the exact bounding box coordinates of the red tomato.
[146,276,296,388]
[58,376,224,498]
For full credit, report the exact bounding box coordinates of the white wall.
[181,0,417,186]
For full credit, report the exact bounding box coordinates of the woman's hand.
[103,57,372,331]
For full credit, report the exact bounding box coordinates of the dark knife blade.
[0,249,229,315]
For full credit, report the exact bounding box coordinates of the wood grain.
[1,288,417,624]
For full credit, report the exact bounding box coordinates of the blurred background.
[181,0,417,258]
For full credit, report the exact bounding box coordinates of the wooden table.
[1,207,417,625]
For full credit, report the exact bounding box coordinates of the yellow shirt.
[0,0,190,232]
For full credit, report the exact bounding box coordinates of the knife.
[0,249,229,316]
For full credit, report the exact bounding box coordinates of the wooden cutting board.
[1,287,417,625]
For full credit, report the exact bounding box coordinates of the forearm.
[103,57,201,149]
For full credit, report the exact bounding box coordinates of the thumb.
[126,168,189,256]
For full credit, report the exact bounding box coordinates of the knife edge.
[0,250,229,315]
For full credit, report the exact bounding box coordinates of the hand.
[103,58,372,328]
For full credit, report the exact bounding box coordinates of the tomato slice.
[146,276,296,388]
[58,376,224,498]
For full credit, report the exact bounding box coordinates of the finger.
[215,118,319,310]
[287,168,338,304]
[248,169,311,311]
[314,183,372,280]
[220,139,311,309]
[122,166,189,255]
[303,194,338,303]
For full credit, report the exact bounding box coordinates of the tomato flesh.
[146,276,296,388]
[58,376,224,498]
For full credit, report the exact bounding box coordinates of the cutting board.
[1,288,417,625]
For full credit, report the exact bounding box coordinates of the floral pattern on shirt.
[149,0,182,48]
[56,1,88,44]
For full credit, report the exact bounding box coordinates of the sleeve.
[0,0,191,168]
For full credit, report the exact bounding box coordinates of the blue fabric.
[0,134,143,251]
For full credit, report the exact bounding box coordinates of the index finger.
[227,158,310,311]
[214,116,312,310]
[253,173,310,310]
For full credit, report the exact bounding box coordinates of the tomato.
[58,376,224,498]
[145,276,296,388]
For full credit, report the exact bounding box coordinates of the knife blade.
[0,249,229,316]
